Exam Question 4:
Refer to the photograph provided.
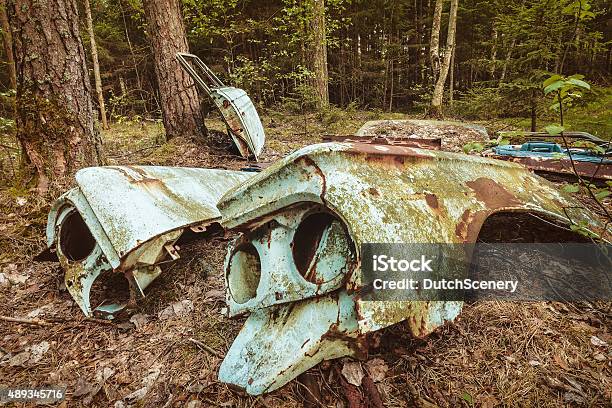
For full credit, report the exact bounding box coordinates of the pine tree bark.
[428,0,458,118]
[0,0,15,90]
[429,0,443,79]
[309,0,329,108]
[7,0,103,193]
[84,0,108,130]
[143,0,205,140]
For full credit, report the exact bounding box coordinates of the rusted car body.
[217,142,608,394]
[43,166,252,316]
[176,53,265,160]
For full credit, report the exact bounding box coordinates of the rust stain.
[465,177,521,208]
[368,187,380,197]
[455,209,489,242]
[425,193,438,210]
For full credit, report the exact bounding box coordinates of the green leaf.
[545,124,565,135]
[595,190,611,200]
[544,80,565,94]
[461,392,474,405]
[543,74,562,88]
[561,184,580,193]
[566,78,590,90]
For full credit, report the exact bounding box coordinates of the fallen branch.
[188,337,223,358]
[0,315,52,326]
[0,315,114,327]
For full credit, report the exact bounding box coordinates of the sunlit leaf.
[561,184,580,193]
[543,75,562,88]
[544,80,564,94]
[595,190,611,200]
[567,78,590,90]
[545,124,565,135]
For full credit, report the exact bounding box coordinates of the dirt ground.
[0,112,610,407]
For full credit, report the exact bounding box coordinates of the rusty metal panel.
[491,154,612,181]
[219,290,361,395]
[217,142,609,394]
[212,87,265,160]
[322,133,442,149]
[176,53,265,160]
[45,166,253,316]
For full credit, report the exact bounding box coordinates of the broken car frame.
[41,142,609,395]
[42,166,252,316]
[216,142,609,394]
[176,53,265,160]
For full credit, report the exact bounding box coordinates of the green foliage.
[462,142,484,154]
[542,73,591,134]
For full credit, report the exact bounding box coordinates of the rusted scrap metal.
[491,154,612,181]
[43,166,253,317]
[217,142,608,395]
[497,130,608,146]
[488,139,611,181]
[322,134,442,150]
[355,119,489,152]
[176,53,265,160]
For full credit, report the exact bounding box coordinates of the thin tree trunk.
[84,0,108,129]
[309,0,329,108]
[500,38,516,83]
[429,0,443,78]
[0,0,15,90]
[119,0,142,91]
[7,0,102,193]
[389,59,394,111]
[428,0,458,118]
[489,26,498,79]
[143,0,205,140]
[449,46,455,106]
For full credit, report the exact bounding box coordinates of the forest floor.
[0,110,610,407]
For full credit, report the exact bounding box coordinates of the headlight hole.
[227,244,261,304]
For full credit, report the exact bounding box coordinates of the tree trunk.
[143,0,205,140]
[500,38,516,83]
[0,0,15,90]
[7,0,103,193]
[428,0,458,118]
[429,0,443,79]
[84,0,108,130]
[309,0,329,108]
[449,45,455,106]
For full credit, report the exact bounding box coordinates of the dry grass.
[0,112,610,407]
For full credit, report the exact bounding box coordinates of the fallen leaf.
[8,351,30,367]
[479,394,499,408]
[365,358,388,382]
[341,361,364,386]
[26,341,50,364]
[204,289,225,301]
[158,300,193,320]
[593,353,606,362]
[73,377,96,397]
[564,392,584,403]
[96,366,115,382]
[6,272,29,285]
[553,353,569,370]
[590,336,608,347]
[129,313,150,329]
